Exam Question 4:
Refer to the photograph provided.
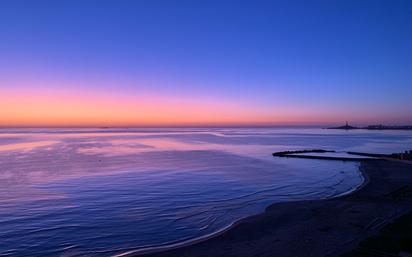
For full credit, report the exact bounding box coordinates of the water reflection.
[0,141,59,152]
[0,128,411,256]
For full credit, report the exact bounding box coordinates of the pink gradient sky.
[1,75,409,127]
[1,1,411,127]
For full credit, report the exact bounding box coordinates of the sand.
[132,160,412,257]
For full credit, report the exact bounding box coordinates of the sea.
[1,127,411,256]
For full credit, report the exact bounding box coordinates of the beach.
[2,128,411,256]
[136,160,412,257]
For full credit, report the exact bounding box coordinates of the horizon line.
[1,123,411,129]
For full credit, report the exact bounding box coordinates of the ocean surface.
[1,128,411,256]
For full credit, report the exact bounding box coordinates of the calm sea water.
[1,128,411,256]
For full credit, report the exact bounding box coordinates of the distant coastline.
[327,122,412,130]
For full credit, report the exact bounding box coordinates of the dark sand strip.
[342,209,412,256]
[133,160,412,257]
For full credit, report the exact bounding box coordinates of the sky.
[0,0,411,127]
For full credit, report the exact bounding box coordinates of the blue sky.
[1,0,411,126]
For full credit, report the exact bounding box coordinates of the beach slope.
[135,160,412,257]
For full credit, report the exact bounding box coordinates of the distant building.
[328,121,357,130]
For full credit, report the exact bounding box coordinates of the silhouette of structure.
[328,121,357,130]
[328,122,412,130]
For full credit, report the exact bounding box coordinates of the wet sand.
[133,160,412,257]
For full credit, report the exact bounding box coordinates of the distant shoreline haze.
[1,123,412,129]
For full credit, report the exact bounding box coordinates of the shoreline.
[118,160,366,257]
[127,160,412,257]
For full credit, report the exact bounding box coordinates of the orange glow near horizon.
[2,83,408,127]
[0,87,267,127]
[0,86,336,127]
